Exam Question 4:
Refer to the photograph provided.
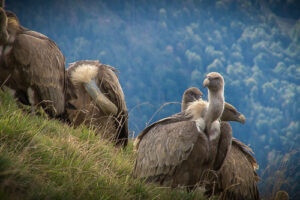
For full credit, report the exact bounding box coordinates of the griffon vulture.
[182,87,259,200]
[65,60,129,147]
[133,72,232,189]
[0,7,65,117]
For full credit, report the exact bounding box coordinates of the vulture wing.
[134,111,192,149]
[96,63,128,145]
[206,137,259,200]
[231,138,259,170]
[133,119,209,187]
[96,63,126,113]
[12,31,65,116]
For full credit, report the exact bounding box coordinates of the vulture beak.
[203,77,210,88]
[237,114,246,124]
[83,79,118,115]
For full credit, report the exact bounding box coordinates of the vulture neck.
[205,88,224,127]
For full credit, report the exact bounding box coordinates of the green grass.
[0,91,207,200]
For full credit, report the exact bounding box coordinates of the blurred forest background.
[6,0,300,198]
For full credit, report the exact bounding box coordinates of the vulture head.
[203,72,246,124]
[181,87,203,111]
[203,72,224,93]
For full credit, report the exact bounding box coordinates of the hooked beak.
[203,78,210,88]
[237,114,246,124]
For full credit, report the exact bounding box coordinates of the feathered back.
[231,138,259,171]
[134,112,191,149]
[205,137,260,200]
[0,10,65,118]
[133,119,210,185]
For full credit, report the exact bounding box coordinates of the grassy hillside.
[0,91,206,200]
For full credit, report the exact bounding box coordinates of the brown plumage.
[65,60,129,147]
[182,87,259,200]
[133,72,232,189]
[205,138,259,200]
[0,8,65,117]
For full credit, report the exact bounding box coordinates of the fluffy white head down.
[71,64,98,85]
[186,99,208,120]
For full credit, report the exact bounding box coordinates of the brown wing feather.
[206,137,259,200]
[135,111,192,149]
[133,120,209,187]
[231,138,259,170]
[22,30,50,40]
[96,63,126,113]
[96,63,128,146]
